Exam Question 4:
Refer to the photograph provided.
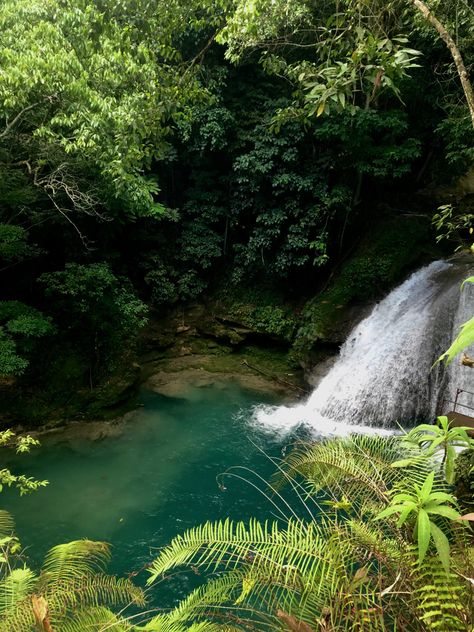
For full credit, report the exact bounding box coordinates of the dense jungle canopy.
[0,0,473,410]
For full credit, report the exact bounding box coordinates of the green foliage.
[40,263,147,377]
[432,204,474,252]
[228,108,351,278]
[60,606,134,632]
[404,416,474,484]
[147,427,473,631]
[453,448,474,510]
[0,301,54,376]
[376,470,459,569]
[0,539,145,632]
[0,225,39,263]
[217,0,473,128]
[0,0,222,219]
[0,0,469,417]
[0,429,47,495]
[156,74,423,292]
[0,332,28,376]
[438,277,474,364]
[242,305,296,341]
[436,110,474,170]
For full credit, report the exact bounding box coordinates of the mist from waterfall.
[251,260,474,437]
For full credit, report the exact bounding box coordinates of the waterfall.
[252,259,474,437]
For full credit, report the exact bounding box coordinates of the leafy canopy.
[0,0,229,221]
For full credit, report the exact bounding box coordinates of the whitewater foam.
[249,260,473,438]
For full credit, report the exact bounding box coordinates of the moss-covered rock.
[292,214,440,365]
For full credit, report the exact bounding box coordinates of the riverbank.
[5,343,304,437]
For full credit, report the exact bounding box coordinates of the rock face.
[139,302,307,400]
[418,167,474,202]
[291,214,440,370]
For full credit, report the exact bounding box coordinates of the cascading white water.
[252,259,474,437]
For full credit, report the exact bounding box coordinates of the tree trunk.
[411,0,474,129]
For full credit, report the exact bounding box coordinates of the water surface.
[3,381,295,606]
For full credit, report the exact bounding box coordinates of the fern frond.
[0,510,14,537]
[411,555,467,631]
[0,568,37,615]
[343,519,404,566]
[0,595,35,632]
[147,521,365,631]
[60,606,133,632]
[147,518,338,593]
[141,619,234,632]
[163,572,246,624]
[40,540,111,588]
[49,573,146,609]
[276,436,403,504]
[0,572,145,632]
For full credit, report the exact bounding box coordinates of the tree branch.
[0,102,40,140]
[411,0,474,129]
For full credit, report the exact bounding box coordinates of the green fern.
[147,433,474,631]
[0,567,37,615]
[0,510,14,537]
[275,435,404,505]
[412,556,467,631]
[40,539,111,586]
[148,518,340,591]
[0,539,145,632]
[60,606,133,632]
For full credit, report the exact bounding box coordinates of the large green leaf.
[438,315,474,364]
[416,509,431,564]
[429,522,450,573]
[438,278,474,364]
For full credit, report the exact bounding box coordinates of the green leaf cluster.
[145,425,474,631]
[0,301,55,377]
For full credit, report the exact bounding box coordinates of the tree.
[40,263,147,383]
[217,0,474,128]
[0,0,230,232]
[410,0,474,128]
[0,302,55,377]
